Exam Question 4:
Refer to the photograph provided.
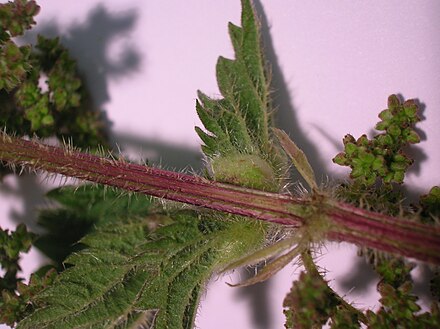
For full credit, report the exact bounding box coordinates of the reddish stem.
[327,203,440,264]
[0,135,303,226]
[1,134,439,264]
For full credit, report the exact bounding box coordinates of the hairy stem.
[0,133,303,226]
[326,200,440,264]
[0,134,439,264]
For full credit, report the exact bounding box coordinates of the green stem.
[0,133,439,265]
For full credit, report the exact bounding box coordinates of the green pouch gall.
[211,153,278,192]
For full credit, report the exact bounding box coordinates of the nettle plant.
[0,0,439,328]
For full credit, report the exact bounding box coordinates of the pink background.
[1,1,439,328]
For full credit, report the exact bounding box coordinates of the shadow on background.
[239,2,433,327]
[112,132,202,171]
[3,4,201,234]
[339,256,378,296]
[235,264,274,329]
[253,1,327,183]
[25,4,141,115]
[1,4,136,231]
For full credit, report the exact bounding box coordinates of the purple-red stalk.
[0,134,439,264]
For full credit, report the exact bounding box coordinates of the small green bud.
[344,142,357,156]
[372,156,384,170]
[388,124,401,137]
[388,94,400,110]
[357,134,369,146]
[342,134,356,145]
[375,121,387,131]
[378,108,393,121]
[406,130,420,144]
[350,166,364,179]
[365,173,377,185]
[332,153,347,165]
[41,114,54,126]
[393,171,404,183]
[358,150,375,164]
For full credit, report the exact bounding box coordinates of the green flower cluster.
[0,224,35,293]
[0,0,39,40]
[1,267,56,327]
[36,36,82,111]
[12,36,85,133]
[0,0,38,91]
[0,42,32,91]
[0,0,107,168]
[283,272,339,328]
[366,258,439,329]
[333,95,420,186]
[283,271,362,329]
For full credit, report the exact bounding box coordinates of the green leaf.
[195,0,272,159]
[195,0,286,193]
[34,185,156,267]
[18,211,265,329]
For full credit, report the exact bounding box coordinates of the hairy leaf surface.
[195,0,286,194]
[196,0,272,158]
[18,210,265,329]
[35,185,155,267]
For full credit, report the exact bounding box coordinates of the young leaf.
[196,0,271,157]
[18,210,265,329]
[195,0,285,192]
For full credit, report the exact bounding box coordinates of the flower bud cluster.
[333,95,420,185]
